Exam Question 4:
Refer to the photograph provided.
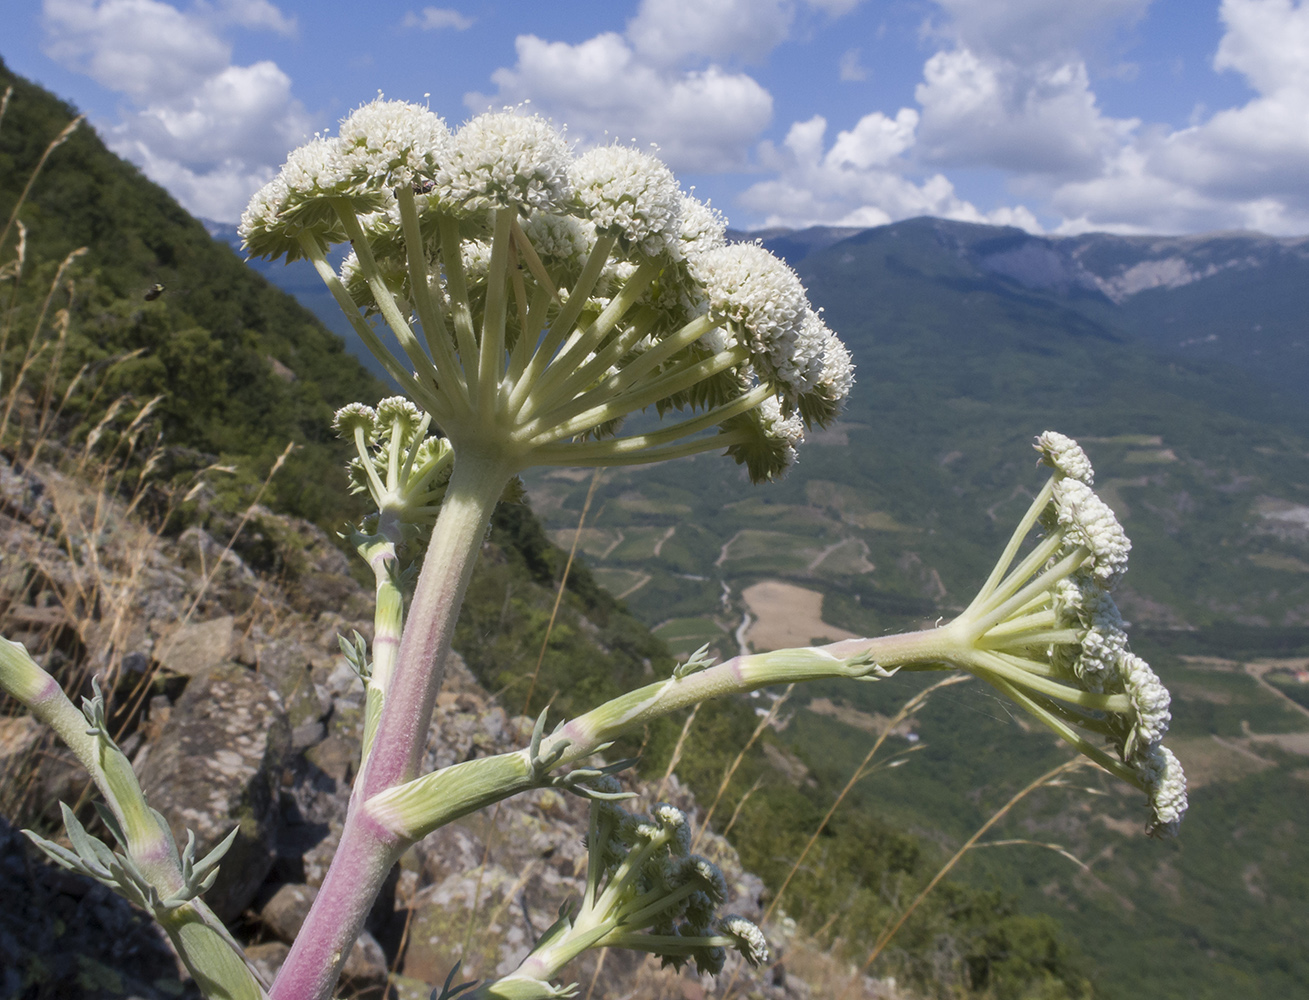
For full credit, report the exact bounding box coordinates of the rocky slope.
[0,452,909,1000]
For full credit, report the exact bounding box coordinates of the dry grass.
[0,120,297,830]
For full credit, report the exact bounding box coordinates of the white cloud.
[402,7,474,32]
[626,0,795,65]
[928,0,1149,64]
[468,0,867,174]
[915,47,1136,176]
[739,113,1041,231]
[200,0,295,34]
[470,32,772,172]
[838,48,868,81]
[41,0,309,222]
[1049,0,1309,233]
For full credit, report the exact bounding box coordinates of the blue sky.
[5,0,1309,235]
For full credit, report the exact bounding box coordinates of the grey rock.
[244,940,289,989]
[137,660,291,922]
[259,882,318,943]
[0,814,197,1000]
[154,615,235,677]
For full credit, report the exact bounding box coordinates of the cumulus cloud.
[1051,0,1309,233]
[467,0,856,173]
[739,113,1041,230]
[914,47,1136,176]
[42,0,309,222]
[838,48,868,82]
[751,0,1309,235]
[402,7,474,31]
[469,32,772,171]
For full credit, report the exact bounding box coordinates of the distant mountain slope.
[0,57,384,524]
[748,218,1309,407]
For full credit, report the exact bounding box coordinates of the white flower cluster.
[1052,478,1132,587]
[1035,430,1093,485]
[1135,744,1188,838]
[242,98,854,481]
[976,432,1187,836]
[337,100,450,188]
[432,111,573,216]
[572,145,682,257]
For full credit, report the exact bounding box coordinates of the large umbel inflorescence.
[943,432,1187,836]
[241,100,853,482]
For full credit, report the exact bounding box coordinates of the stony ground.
[0,455,908,1000]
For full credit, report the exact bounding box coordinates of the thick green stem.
[508,232,618,414]
[273,449,512,1000]
[533,426,751,468]
[437,213,481,408]
[298,236,443,415]
[965,478,1055,614]
[332,200,449,417]
[1,640,267,999]
[396,187,469,414]
[479,208,515,409]
[518,258,661,419]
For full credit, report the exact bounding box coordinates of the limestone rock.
[154,615,234,677]
[137,660,291,922]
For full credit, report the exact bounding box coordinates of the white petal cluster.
[778,311,829,395]
[1035,430,1094,484]
[522,212,595,265]
[676,194,727,257]
[1120,652,1172,752]
[718,916,769,967]
[434,111,573,216]
[1053,479,1131,586]
[759,397,805,470]
[1052,579,1126,690]
[1136,744,1188,837]
[652,803,691,856]
[815,328,855,401]
[693,243,809,368]
[244,96,854,478]
[338,100,450,187]
[571,145,683,258]
[240,137,372,259]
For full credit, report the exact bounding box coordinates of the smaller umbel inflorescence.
[334,396,454,550]
[242,99,853,482]
[942,432,1187,836]
[476,786,768,998]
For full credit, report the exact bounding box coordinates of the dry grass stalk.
[721,673,968,1000]
[719,774,762,841]
[653,702,699,803]
[837,756,1089,999]
[521,466,602,714]
[690,683,794,852]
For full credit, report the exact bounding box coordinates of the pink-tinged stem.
[271,450,511,1000]
[359,448,513,795]
[267,808,403,1000]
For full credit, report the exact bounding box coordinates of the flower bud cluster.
[584,796,766,975]
[333,396,453,548]
[495,788,768,993]
[243,98,853,481]
[955,432,1187,836]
